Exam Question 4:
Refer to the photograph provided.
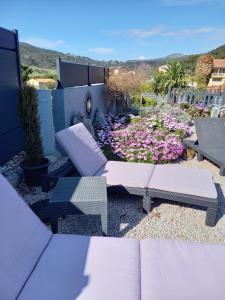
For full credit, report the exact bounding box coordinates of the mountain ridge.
[19,42,225,72]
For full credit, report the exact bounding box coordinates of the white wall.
[52,84,107,132]
[37,84,111,158]
[37,90,59,160]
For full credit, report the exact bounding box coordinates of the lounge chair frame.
[42,160,218,227]
[144,189,218,227]
[184,140,225,176]
[184,118,225,176]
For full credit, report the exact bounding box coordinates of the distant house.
[158,65,168,73]
[208,59,225,90]
[28,78,56,89]
[110,66,135,76]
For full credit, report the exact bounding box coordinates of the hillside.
[19,42,110,69]
[19,42,225,75]
[209,44,225,58]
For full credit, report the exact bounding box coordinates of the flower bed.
[179,103,211,119]
[96,113,191,164]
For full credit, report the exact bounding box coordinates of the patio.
[5,117,224,244]
[1,24,225,300]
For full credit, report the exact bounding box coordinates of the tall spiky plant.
[18,84,44,164]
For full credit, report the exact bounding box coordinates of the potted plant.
[18,84,49,186]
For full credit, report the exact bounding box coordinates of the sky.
[1,0,225,61]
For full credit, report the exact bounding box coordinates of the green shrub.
[179,103,190,110]
[141,97,157,107]
[18,85,44,164]
[131,93,141,103]
[130,116,141,123]
[102,144,120,160]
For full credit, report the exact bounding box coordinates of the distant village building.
[110,66,136,76]
[187,81,198,88]
[28,78,56,89]
[208,59,225,90]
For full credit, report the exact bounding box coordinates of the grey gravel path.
[17,153,225,244]
[3,122,224,243]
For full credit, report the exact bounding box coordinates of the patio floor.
[18,154,225,244]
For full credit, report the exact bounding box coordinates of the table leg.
[50,217,58,233]
[143,192,152,213]
[101,206,108,236]
[206,206,218,227]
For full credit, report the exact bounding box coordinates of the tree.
[195,55,214,87]
[18,84,43,164]
[164,61,186,90]
[21,65,33,84]
[150,71,167,95]
[150,61,186,95]
[107,67,148,100]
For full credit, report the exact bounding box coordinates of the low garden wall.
[53,84,107,132]
[37,83,113,159]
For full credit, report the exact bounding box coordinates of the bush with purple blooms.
[96,113,191,164]
[180,103,211,119]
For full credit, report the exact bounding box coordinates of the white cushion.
[141,239,225,300]
[0,175,52,300]
[56,123,107,176]
[18,234,140,300]
[148,165,217,199]
[96,161,155,189]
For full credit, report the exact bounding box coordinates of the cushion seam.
[94,160,108,176]
[15,234,53,300]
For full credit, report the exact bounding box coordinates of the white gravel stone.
[12,148,225,244]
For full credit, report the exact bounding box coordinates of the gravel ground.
[14,153,225,244]
[6,127,225,244]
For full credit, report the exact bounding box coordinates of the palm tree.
[164,61,186,90]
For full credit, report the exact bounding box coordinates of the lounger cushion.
[18,234,140,300]
[0,175,52,300]
[95,161,155,189]
[56,123,107,176]
[140,239,225,300]
[148,165,217,199]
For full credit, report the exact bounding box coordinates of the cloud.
[21,37,66,49]
[89,47,115,55]
[164,26,214,37]
[126,26,166,38]
[161,0,225,6]
[111,26,165,38]
[137,56,146,60]
[112,26,225,39]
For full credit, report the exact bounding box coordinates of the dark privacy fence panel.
[89,66,105,84]
[57,60,88,87]
[57,58,108,88]
[0,27,23,165]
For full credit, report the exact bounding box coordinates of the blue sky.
[1,0,225,61]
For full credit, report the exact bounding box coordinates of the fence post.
[14,29,22,87]
[104,68,106,84]
[221,90,225,106]
[88,65,91,86]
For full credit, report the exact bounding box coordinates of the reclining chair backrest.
[0,175,52,300]
[56,123,107,176]
[195,117,225,149]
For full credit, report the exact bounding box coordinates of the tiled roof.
[213,59,225,68]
